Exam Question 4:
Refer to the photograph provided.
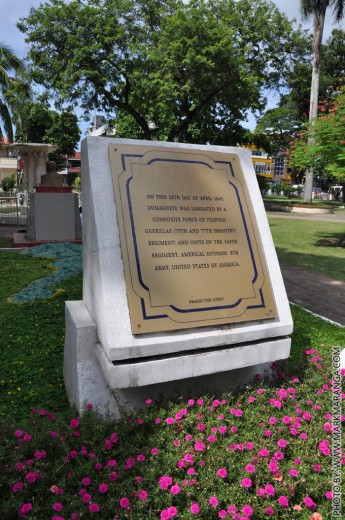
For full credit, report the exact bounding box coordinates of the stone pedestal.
[26,190,81,242]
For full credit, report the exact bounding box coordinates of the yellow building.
[244,146,291,184]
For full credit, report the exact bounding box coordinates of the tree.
[15,101,81,169]
[18,0,307,144]
[0,42,27,142]
[300,0,345,202]
[289,89,345,193]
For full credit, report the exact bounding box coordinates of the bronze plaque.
[109,144,277,334]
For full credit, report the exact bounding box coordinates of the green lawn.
[269,218,345,282]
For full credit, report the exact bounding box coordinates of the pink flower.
[274,450,284,460]
[70,418,79,429]
[25,472,37,483]
[245,464,256,473]
[242,504,253,516]
[151,447,159,455]
[82,493,92,503]
[217,468,228,478]
[109,471,118,481]
[241,478,253,488]
[303,496,316,509]
[15,430,23,437]
[265,484,275,496]
[12,482,24,493]
[139,490,148,500]
[257,487,266,497]
[99,483,108,493]
[166,417,175,424]
[194,441,205,451]
[219,511,227,518]
[277,439,287,448]
[190,502,200,514]
[265,507,274,516]
[325,491,333,500]
[89,503,100,513]
[289,469,299,477]
[277,495,289,508]
[119,497,130,509]
[159,476,173,489]
[313,464,321,472]
[258,448,270,457]
[18,503,33,518]
[209,496,219,508]
[188,399,195,406]
[184,453,194,464]
[171,484,180,494]
[53,502,63,511]
[82,477,91,486]
[168,506,177,517]
[145,398,152,405]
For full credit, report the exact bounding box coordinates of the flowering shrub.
[1,344,344,519]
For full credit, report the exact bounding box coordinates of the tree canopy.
[18,0,307,144]
[15,101,81,157]
[289,88,345,184]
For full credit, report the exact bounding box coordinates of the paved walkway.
[1,218,344,326]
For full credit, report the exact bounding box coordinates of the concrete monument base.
[64,300,291,417]
[26,192,81,242]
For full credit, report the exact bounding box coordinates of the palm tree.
[301,1,345,201]
[0,42,24,142]
[301,0,345,201]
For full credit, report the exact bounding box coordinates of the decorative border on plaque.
[110,145,277,333]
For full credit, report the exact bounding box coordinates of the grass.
[0,251,82,419]
[0,236,13,248]
[269,219,345,282]
[263,196,344,209]
[0,220,344,518]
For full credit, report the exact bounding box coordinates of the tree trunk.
[304,9,326,203]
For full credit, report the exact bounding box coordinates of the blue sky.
[0,0,344,143]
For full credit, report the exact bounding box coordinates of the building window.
[273,157,284,176]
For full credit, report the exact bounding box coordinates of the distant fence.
[0,190,27,227]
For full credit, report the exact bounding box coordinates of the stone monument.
[10,143,81,246]
[64,137,293,416]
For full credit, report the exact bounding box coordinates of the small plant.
[1,173,16,192]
